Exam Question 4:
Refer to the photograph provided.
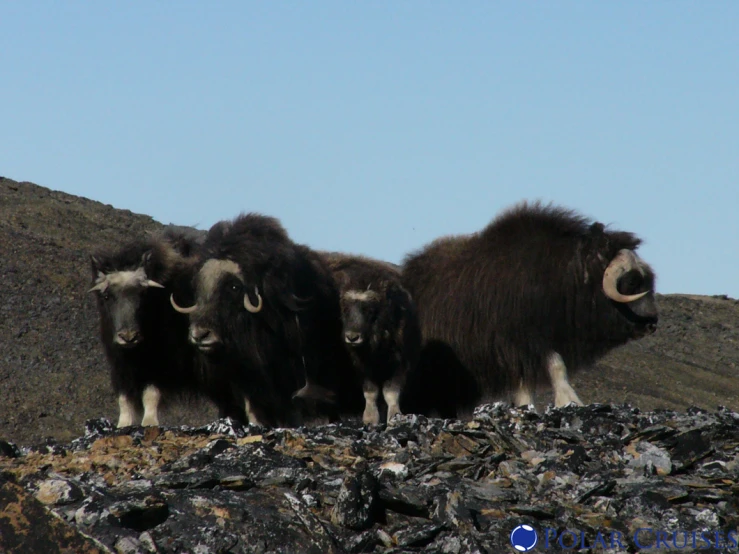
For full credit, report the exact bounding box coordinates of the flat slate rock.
[2,403,739,553]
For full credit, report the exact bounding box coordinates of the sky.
[1,2,737,298]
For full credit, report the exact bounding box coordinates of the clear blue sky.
[2,2,737,298]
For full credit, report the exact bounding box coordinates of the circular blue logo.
[510,524,538,552]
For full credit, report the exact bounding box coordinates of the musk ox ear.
[90,254,102,272]
[138,249,167,289]
[89,254,107,282]
[88,256,108,293]
[140,250,155,271]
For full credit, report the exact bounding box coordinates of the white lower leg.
[363,381,380,425]
[245,397,263,426]
[117,394,137,428]
[141,385,161,426]
[547,352,583,407]
[514,383,535,407]
[382,382,403,423]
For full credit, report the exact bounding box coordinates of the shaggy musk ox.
[307,252,421,424]
[400,202,658,417]
[170,214,363,427]
[89,228,217,428]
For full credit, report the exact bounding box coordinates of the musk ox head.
[340,289,383,347]
[170,259,264,353]
[170,256,310,355]
[337,278,408,349]
[600,248,658,336]
[89,251,165,348]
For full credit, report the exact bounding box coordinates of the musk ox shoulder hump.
[205,213,291,248]
[319,251,402,279]
[481,201,593,239]
[480,201,643,251]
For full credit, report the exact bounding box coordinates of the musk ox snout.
[114,329,141,348]
[189,325,220,352]
[626,292,659,331]
[344,330,364,346]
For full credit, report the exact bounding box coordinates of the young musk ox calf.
[400,201,658,417]
[88,227,238,427]
[170,214,363,427]
[307,252,421,425]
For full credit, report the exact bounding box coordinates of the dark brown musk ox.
[88,227,244,427]
[303,252,422,425]
[399,201,658,418]
[170,213,364,428]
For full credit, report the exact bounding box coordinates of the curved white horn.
[602,249,650,303]
[244,286,263,313]
[146,280,165,288]
[88,282,107,293]
[170,293,198,314]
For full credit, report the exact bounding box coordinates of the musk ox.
[400,201,658,417]
[311,252,422,424]
[89,228,220,427]
[170,213,363,427]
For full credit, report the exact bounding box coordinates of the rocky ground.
[1,176,739,552]
[2,404,739,553]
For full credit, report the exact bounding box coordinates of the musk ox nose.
[344,331,364,345]
[189,326,218,350]
[645,322,658,334]
[115,330,141,347]
[190,327,211,343]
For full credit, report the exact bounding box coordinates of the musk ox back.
[171,213,362,427]
[89,228,209,427]
[312,252,421,424]
[400,201,658,417]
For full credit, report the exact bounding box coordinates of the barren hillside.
[1,176,737,446]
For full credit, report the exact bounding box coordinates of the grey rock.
[2,404,739,553]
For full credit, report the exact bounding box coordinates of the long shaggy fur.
[400,201,658,417]
[188,214,363,427]
[321,252,422,421]
[90,228,210,422]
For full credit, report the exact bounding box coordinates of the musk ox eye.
[618,271,645,295]
[102,292,111,301]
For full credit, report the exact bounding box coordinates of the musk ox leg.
[117,394,139,428]
[514,383,535,408]
[244,397,265,427]
[547,352,584,407]
[382,380,404,423]
[362,380,381,425]
[141,385,161,426]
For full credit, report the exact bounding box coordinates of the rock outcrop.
[2,404,739,553]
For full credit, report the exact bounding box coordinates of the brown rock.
[0,480,110,553]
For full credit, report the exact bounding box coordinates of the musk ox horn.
[88,281,107,293]
[244,286,263,313]
[602,249,650,303]
[170,293,198,314]
[146,280,165,288]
